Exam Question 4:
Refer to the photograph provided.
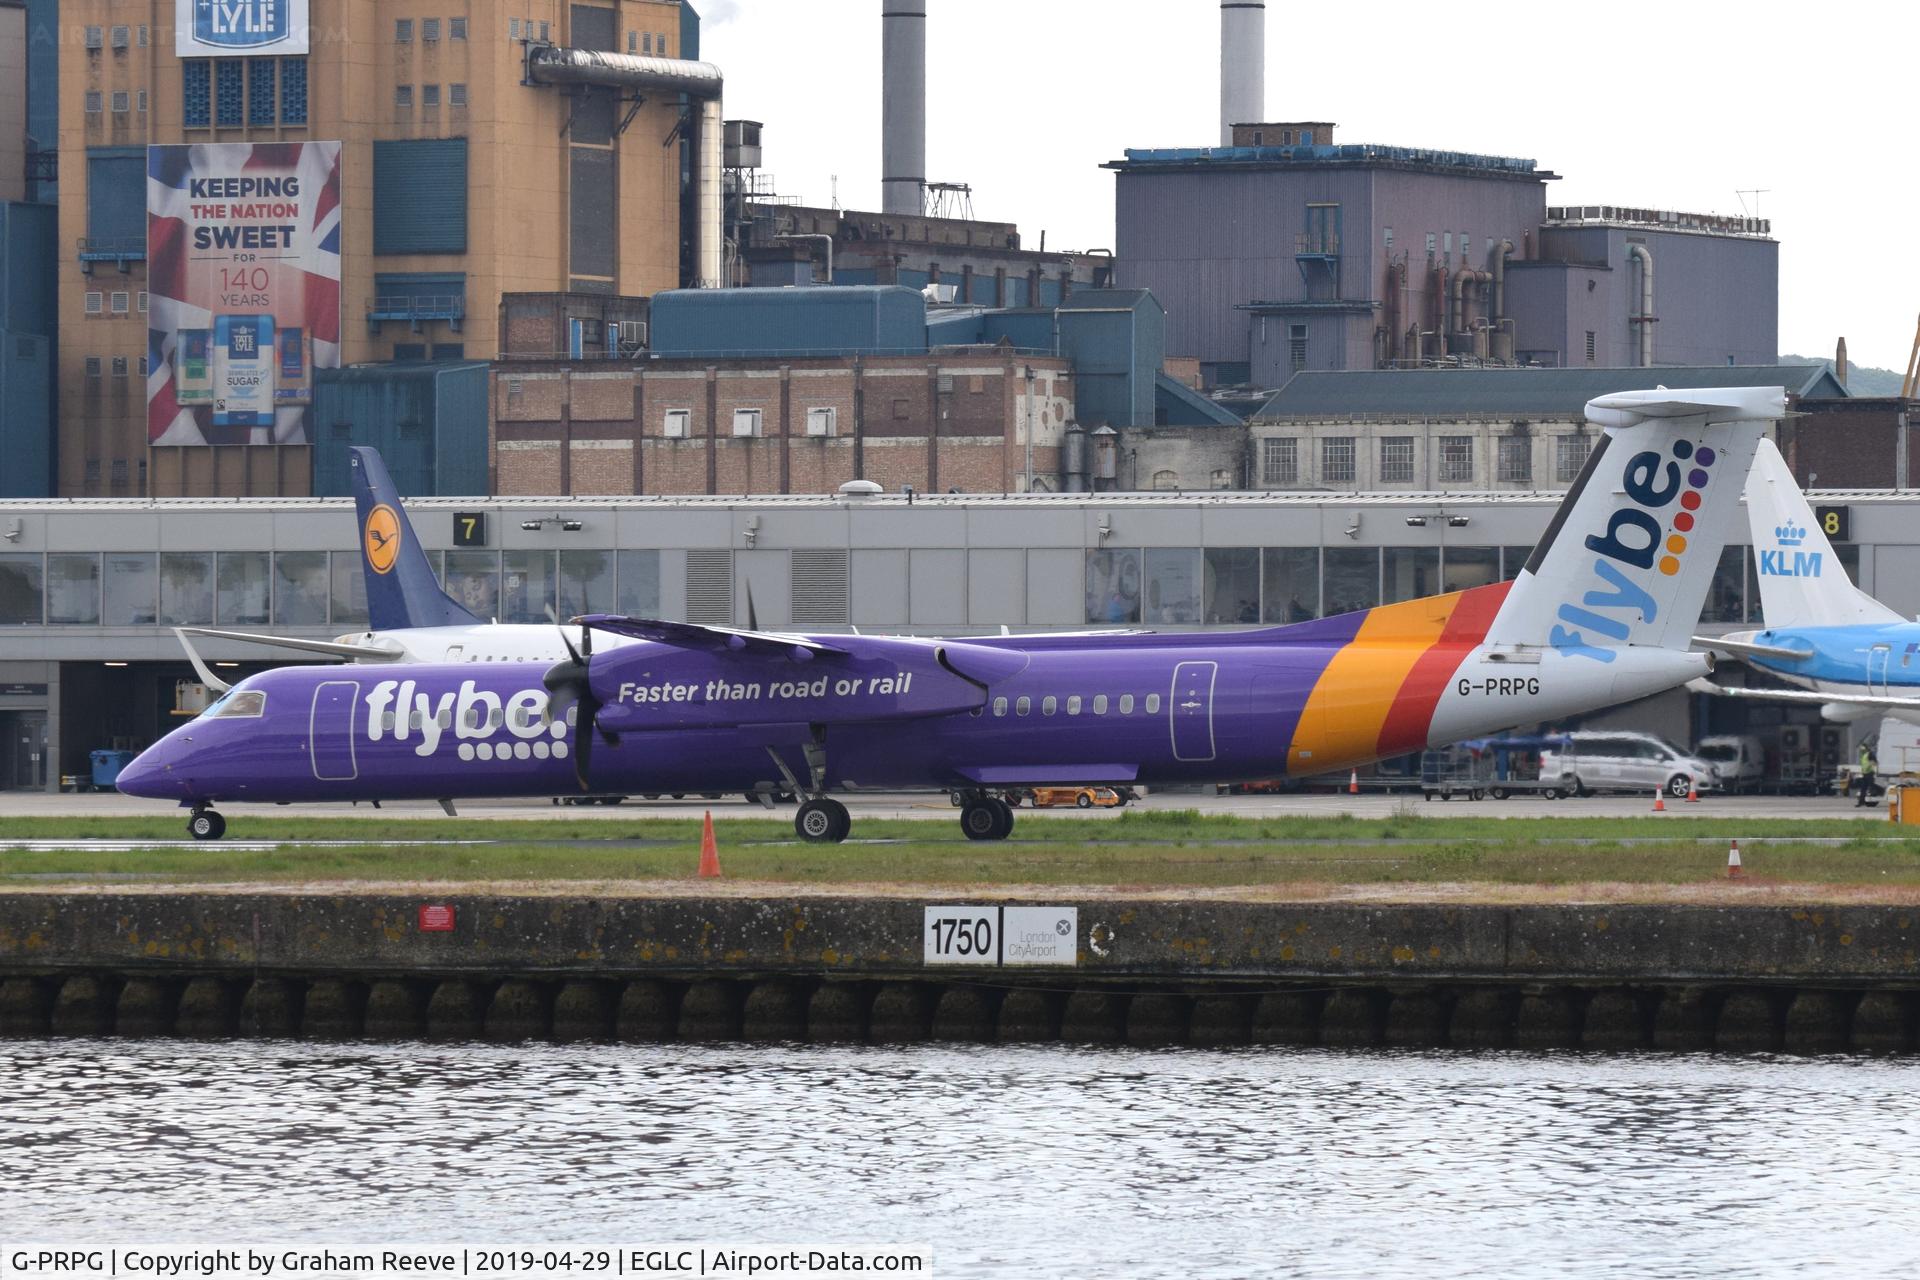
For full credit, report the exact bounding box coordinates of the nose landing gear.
[187,807,226,841]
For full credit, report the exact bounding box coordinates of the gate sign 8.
[1814,505,1850,542]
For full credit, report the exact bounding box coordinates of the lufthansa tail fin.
[1481,386,1780,660]
[1744,437,1899,629]
[348,447,483,630]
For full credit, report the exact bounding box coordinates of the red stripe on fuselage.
[1374,580,1513,756]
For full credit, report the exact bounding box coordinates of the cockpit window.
[201,688,267,719]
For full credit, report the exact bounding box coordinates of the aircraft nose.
[115,747,182,799]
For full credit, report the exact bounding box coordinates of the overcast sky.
[704,0,1914,372]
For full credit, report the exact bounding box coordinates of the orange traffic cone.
[1686,779,1700,804]
[1726,839,1743,878]
[1349,770,1360,796]
[698,810,722,878]
[1651,787,1666,813]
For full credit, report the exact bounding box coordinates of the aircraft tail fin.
[1744,437,1899,628]
[1481,386,1781,660]
[348,447,483,630]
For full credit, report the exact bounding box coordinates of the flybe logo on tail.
[1552,439,1717,664]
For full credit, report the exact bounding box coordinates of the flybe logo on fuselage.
[1552,439,1718,664]
[363,679,569,762]
[1760,524,1821,578]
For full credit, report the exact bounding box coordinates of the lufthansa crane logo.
[364,504,402,575]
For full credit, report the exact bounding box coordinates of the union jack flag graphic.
[147,141,340,446]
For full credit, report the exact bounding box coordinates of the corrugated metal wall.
[372,139,470,255]
[311,363,490,497]
[650,287,929,356]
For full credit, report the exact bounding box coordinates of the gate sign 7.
[1814,505,1850,542]
[453,512,488,547]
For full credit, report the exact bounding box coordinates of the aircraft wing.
[1686,679,1920,712]
[576,614,849,657]
[1692,634,1815,662]
[176,627,406,661]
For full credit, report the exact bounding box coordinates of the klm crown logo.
[194,0,291,49]
[1774,522,1806,547]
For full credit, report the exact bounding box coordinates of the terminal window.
[1439,436,1474,484]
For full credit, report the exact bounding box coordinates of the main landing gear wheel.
[187,810,226,841]
[961,797,1015,841]
[795,797,851,844]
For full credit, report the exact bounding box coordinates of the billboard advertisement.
[176,0,310,57]
[146,142,340,446]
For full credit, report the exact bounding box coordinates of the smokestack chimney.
[1220,1,1264,146]
[1836,336,1849,389]
[881,1,926,216]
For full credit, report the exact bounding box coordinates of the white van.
[1538,732,1717,799]
[1695,734,1766,793]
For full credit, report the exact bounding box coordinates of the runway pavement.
[0,787,1880,824]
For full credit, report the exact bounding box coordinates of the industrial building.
[484,285,1237,497]
[1,480,1906,791]
[54,0,717,498]
[1107,3,1778,389]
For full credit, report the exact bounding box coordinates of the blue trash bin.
[90,749,138,789]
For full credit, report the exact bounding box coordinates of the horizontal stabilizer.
[577,614,848,657]
[1585,386,1789,428]
[1692,634,1814,662]
[1686,679,1920,713]
[177,627,405,661]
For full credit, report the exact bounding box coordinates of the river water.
[3,1040,1914,1278]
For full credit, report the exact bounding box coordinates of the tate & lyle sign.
[176,0,310,57]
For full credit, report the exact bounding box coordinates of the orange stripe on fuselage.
[1374,580,1513,757]
[1287,593,1463,771]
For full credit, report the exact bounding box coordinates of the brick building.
[491,352,1073,497]
[1776,398,1920,491]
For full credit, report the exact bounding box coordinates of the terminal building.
[0,481,1908,793]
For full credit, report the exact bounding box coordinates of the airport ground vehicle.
[1021,786,1126,809]
[1695,734,1766,793]
[1538,732,1716,799]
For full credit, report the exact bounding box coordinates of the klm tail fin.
[348,447,483,630]
[1744,437,1900,628]
[1481,386,1781,660]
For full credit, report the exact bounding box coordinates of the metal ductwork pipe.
[524,46,727,288]
[882,1,926,215]
[1490,238,1513,319]
[1627,243,1654,366]
[1219,1,1264,146]
[1452,269,1490,337]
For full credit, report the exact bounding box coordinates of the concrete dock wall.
[0,891,1915,1052]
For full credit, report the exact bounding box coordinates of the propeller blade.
[573,712,593,791]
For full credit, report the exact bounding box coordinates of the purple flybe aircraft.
[117,387,1785,843]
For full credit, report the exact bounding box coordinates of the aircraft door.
[1870,645,1892,696]
[1170,660,1218,762]
[309,681,361,781]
